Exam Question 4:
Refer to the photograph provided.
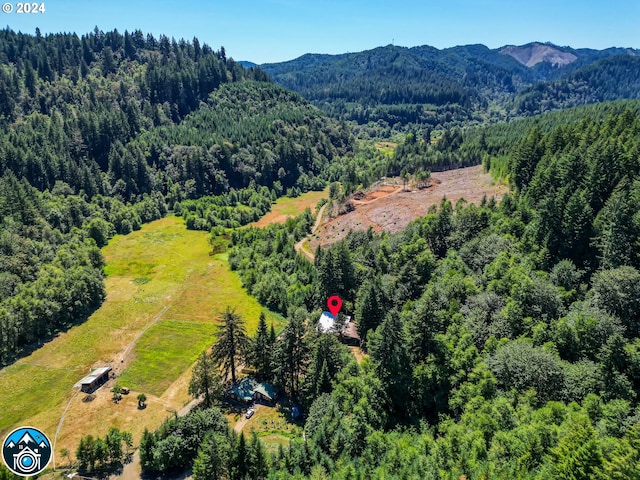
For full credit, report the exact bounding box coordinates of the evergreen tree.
[249,431,269,479]
[355,275,385,344]
[231,433,250,479]
[273,311,309,398]
[212,307,248,383]
[249,312,274,380]
[270,323,277,345]
[192,431,231,480]
[593,179,637,269]
[368,310,412,422]
[599,422,640,479]
[189,350,224,407]
[303,333,348,401]
[511,126,543,192]
[547,415,603,480]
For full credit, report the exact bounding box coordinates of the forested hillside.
[514,55,640,114]
[134,105,640,478]
[4,24,640,478]
[0,28,354,363]
[262,43,640,135]
[388,99,640,177]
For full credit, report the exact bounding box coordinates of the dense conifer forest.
[176,104,640,479]
[2,26,640,480]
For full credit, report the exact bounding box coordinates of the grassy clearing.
[374,141,397,156]
[0,215,284,456]
[0,364,77,430]
[116,320,218,397]
[257,434,291,453]
[250,187,329,227]
[163,252,284,334]
[300,239,313,254]
[235,405,303,454]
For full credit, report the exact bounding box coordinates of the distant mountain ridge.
[260,42,640,131]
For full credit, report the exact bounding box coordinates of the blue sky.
[2,0,639,64]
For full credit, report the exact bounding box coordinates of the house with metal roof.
[317,312,361,346]
[225,377,278,405]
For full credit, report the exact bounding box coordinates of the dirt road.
[233,404,262,433]
[294,203,327,262]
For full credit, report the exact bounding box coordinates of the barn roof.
[76,366,112,387]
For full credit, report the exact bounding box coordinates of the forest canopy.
[189,106,640,478]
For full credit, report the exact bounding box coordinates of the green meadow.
[250,187,328,227]
[0,215,282,453]
[116,320,218,397]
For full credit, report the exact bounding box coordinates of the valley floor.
[0,189,326,472]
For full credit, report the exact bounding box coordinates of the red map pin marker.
[327,295,342,317]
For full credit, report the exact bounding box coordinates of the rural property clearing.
[0,216,281,462]
[0,188,327,466]
[248,186,328,228]
[307,165,508,252]
[229,403,302,455]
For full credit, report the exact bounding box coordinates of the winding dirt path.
[294,203,327,262]
[294,183,406,263]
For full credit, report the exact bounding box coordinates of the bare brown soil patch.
[348,346,367,364]
[308,165,507,251]
[352,185,402,205]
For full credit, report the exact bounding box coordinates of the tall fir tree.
[192,432,231,480]
[273,311,309,398]
[368,309,412,422]
[189,350,223,407]
[212,307,248,383]
[249,312,274,381]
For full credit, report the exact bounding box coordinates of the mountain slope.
[514,55,640,114]
[500,42,577,67]
[262,42,640,132]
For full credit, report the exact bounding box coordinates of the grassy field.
[0,216,283,458]
[250,187,329,227]
[116,320,218,397]
[374,141,397,156]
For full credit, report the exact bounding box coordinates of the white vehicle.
[245,408,255,419]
